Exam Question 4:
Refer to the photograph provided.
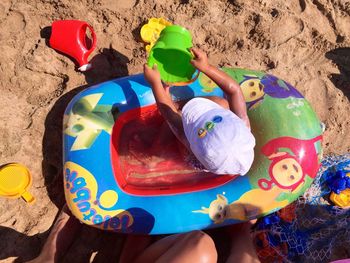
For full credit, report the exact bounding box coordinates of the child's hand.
[144,64,162,86]
[190,48,210,72]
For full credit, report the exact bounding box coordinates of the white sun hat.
[182,97,255,175]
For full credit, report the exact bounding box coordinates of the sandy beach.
[0,0,349,262]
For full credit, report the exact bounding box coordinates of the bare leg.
[226,221,260,263]
[118,235,154,263]
[27,205,82,263]
[120,230,217,263]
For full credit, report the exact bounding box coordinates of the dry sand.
[0,0,349,262]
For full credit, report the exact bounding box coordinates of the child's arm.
[191,48,250,129]
[143,64,190,149]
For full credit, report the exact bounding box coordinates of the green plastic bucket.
[147,25,197,85]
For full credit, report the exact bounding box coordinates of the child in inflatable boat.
[144,48,256,176]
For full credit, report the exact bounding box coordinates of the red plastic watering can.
[49,20,97,71]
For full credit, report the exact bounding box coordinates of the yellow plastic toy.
[330,188,350,208]
[0,163,35,203]
[140,17,172,52]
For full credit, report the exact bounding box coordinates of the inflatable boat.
[63,68,322,234]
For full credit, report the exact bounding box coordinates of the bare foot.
[27,205,82,263]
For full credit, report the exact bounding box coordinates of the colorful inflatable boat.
[63,68,323,234]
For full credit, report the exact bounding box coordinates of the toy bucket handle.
[81,23,97,53]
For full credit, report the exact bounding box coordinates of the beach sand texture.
[0,0,349,262]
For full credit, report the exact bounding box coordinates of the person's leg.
[118,234,154,263]
[120,230,217,263]
[226,221,260,263]
[27,205,82,263]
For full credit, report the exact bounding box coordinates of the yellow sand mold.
[0,163,35,203]
[140,17,172,52]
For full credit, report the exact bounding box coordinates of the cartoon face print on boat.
[258,135,322,192]
[240,75,304,109]
[240,76,265,109]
